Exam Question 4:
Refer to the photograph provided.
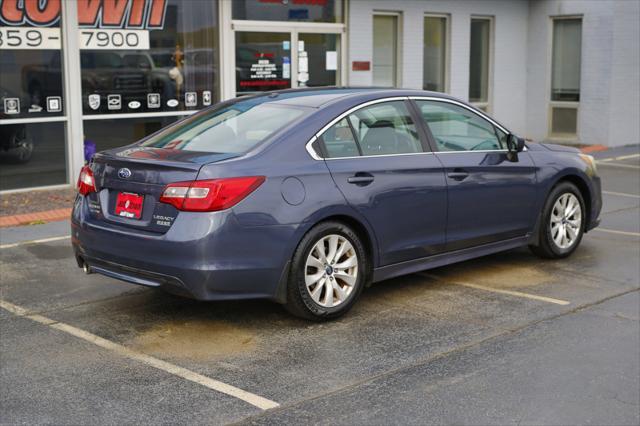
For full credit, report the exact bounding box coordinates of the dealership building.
[0,0,638,192]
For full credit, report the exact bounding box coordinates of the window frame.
[423,13,450,93]
[548,15,582,140]
[306,97,433,160]
[409,97,511,154]
[468,16,494,112]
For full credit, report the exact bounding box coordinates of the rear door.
[412,98,538,251]
[319,98,447,266]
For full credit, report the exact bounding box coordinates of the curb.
[0,208,71,228]
[580,145,608,153]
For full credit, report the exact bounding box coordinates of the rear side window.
[141,103,306,154]
[416,100,504,152]
[348,101,423,156]
[321,118,360,158]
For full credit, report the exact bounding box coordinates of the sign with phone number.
[0,27,149,50]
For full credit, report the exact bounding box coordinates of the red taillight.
[159,176,265,212]
[77,165,96,196]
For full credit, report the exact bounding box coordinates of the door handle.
[347,173,375,186]
[447,169,469,181]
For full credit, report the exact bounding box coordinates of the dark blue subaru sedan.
[72,88,602,320]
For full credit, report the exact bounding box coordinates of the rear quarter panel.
[195,110,382,280]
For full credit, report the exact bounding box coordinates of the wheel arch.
[273,211,379,304]
[553,173,593,230]
[530,171,593,247]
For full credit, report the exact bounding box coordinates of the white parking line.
[596,161,640,170]
[0,299,280,411]
[421,273,570,305]
[592,228,640,237]
[603,190,640,199]
[0,235,70,250]
[599,153,640,162]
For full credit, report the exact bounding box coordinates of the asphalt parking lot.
[1,146,639,425]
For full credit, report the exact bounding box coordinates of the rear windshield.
[140,102,306,153]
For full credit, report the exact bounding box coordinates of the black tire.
[284,221,369,321]
[530,181,586,259]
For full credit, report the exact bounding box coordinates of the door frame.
[221,18,347,99]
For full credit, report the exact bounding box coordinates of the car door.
[412,98,538,251]
[317,98,448,266]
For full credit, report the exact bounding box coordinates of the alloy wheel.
[550,193,582,249]
[304,234,358,308]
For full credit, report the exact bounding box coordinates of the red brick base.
[0,208,71,228]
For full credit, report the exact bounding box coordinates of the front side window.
[141,102,306,154]
[347,101,423,156]
[416,101,503,152]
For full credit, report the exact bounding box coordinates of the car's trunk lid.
[86,146,238,233]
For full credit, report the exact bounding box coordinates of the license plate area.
[115,192,144,219]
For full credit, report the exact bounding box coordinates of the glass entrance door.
[297,33,340,88]
[233,29,342,97]
[235,32,292,95]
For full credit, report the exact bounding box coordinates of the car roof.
[242,87,460,109]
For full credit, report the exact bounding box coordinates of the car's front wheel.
[530,181,585,259]
[285,221,368,320]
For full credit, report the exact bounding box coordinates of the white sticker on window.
[0,27,61,50]
[326,51,337,71]
[79,29,150,50]
[298,56,308,73]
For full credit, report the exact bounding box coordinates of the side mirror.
[506,134,525,162]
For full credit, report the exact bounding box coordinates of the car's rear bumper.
[71,196,296,301]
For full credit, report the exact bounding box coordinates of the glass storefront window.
[80,0,219,115]
[1,1,68,191]
[298,33,340,87]
[232,0,343,23]
[236,32,292,94]
[1,9,64,118]
[0,122,67,191]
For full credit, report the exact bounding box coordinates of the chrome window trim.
[409,96,509,134]
[305,96,426,161]
[315,151,435,161]
[436,149,507,154]
[304,95,520,160]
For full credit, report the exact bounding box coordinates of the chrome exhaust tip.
[82,262,91,275]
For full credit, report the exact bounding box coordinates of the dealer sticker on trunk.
[115,192,143,219]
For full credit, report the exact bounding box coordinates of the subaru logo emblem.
[118,168,131,179]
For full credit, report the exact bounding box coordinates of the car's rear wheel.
[284,221,368,320]
[530,181,585,259]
